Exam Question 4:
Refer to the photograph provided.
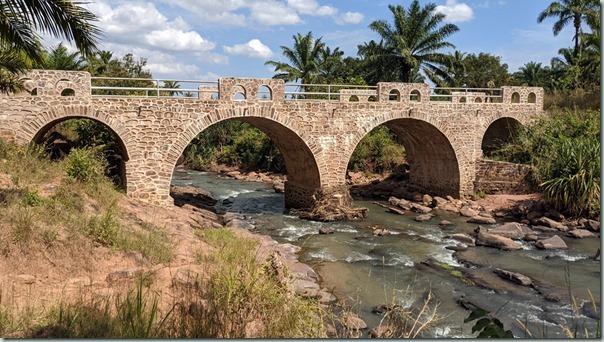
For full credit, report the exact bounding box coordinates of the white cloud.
[249,1,303,25]
[435,0,474,23]
[224,39,274,58]
[336,12,364,25]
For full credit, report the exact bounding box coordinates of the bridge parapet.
[501,86,543,107]
[338,89,378,102]
[377,82,429,103]
[218,77,284,101]
[18,70,90,97]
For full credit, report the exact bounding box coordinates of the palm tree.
[537,0,600,56]
[265,31,325,85]
[36,43,87,70]
[515,61,547,86]
[366,1,459,83]
[161,80,182,97]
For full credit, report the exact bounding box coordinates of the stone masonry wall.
[0,70,544,208]
[474,159,535,194]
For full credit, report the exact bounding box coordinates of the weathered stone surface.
[566,229,595,239]
[447,233,474,245]
[432,196,448,207]
[319,227,334,234]
[410,202,432,214]
[535,235,568,250]
[467,215,496,224]
[475,229,522,250]
[584,219,600,232]
[439,220,453,226]
[415,214,432,222]
[488,222,529,240]
[537,217,568,232]
[494,268,532,286]
[368,325,394,338]
[344,312,367,330]
[460,205,479,217]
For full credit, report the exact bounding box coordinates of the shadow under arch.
[30,117,130,190]
[348,118,461,197]
[481,117,522,155]
[168,116,322,208]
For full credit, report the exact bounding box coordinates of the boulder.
[467,215,496,225]
[410,202,432,214]
[493,268,533,286]
[487,222,528,240]
[535,235,568,250]
[344,312,367,330]
[432,196,448,207]
[447,233,474,245]
[475,230,522,250]
[546,208,565,221]
[388,196,411,210]
[422,194,433,205]
[536,217,568,232]
[440,203,459,213]
[584,219,600,232]
[526,211,541,221]
[415,214,432,222]
[368,325,394,338]
[566,229,595,239]
[523,234,539,242]
[439,220,453,226]
[459,205,479,217]
[319,227,334,234]
[372,227,390,236]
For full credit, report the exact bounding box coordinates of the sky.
[45,0,579,82]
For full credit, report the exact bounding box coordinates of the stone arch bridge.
[0,70,544,209]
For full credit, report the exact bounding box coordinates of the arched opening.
[347,119,460,198]
[511,92,520,103]
[233,85,246,101]
[481,117,522,157]
[474,97,482,103]
[31,117,129,189]
[30,88,38,96]
[60,88,75,96]
[349,95,359,102]
[409,89,421,102]
[368,95,377,102]
[258,85,272,100]
[388,89,400,102]
[459,96,467,103]
[527,92,536,103]
[172,117,321,210]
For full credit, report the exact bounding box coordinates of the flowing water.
[172,169,601,338]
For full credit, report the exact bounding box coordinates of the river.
[172,168,601,338]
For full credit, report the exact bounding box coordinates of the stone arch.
[389,89,400,102]
[409,89,421,102]
[233,85,246,100]
[474,97,482,103]
[17,105,132,189]
[481,117,523,155]
[349,95,360,102]
[527,92,536,103]
[258,85,272,100]
[164,107,324,209]
[511,92,520,103]
[346,116,462,197]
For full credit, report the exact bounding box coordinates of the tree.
[0,0,100,65]
[366,1,459,82]
[161,80,182,97]
[457,53,510,88]
[513,61,548,87]
[35,43,87,70]
[265,31,326,85]
[537,0,600,56]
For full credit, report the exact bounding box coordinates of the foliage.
[365,0,459,83]
[265,31,326,84]
[64,147,108,184]
[489,108,600,217]
[464,307,514,338]
[34,43,87,70]
[348,126,405,174]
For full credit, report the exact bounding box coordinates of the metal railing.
[90,76,504,103]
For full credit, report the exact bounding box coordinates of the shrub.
[65,147,108,184]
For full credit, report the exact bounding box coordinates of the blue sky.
[47,0,578,81]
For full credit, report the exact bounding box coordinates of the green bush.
[349,126,406,173]
[65,147,108,184]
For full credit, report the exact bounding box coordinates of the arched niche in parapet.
[349,95,360,102]
[368,95,377,102]
[19,78,38,96]
[474,97,482,103]
[56,79,78,97]
[258,85,272,101]
[481,117,522,157]
[527,92,536,103]
[233,84,246,100]
[459,96,467,103]
[389,89,401,102]
[409,89,421,102]
[511,92,520,103]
